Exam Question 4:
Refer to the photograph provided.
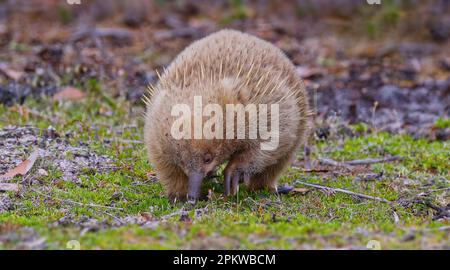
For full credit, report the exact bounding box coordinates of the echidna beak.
[187,172,203,202]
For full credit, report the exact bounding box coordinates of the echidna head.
[173,138,225,201]
[145,84,233,201]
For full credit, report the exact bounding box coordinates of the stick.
[344,156,404,166]
[294,180,391,204]
[70,27,133,44]
[317,156,404,168]
[160,209,187,221]
[317,157,353,169]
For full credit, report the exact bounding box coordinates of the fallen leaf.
[138,212,155,222]
[0,150,39,181]
[10,105,30,120]
[0,64,24,81]
[38,169,49,177]
[277,185,310,195]
[296,66,323,79]
[53,87,86,101]
[0,183,19,192]
[98,105,112,116]
[291,188,310,195]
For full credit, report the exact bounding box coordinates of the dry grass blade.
[344,156,404,165]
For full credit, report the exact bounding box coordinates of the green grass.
[435,117,450,129]
[0,95,448,250]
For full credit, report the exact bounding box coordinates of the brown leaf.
[38,169,49,177]
[291,188,310,195]
[0,183,19,192]
[98,105,112,116]
[53,87,86,101]
[0,150,39,181]
[10,105,30,120]
[0,64,24,81]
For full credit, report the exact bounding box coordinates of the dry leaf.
[0,64,24,81]
[0,150,39,181]
[53,87,86,101]
[38,169,49,177]
[0,183,19,192]
[10,105,30,120]
[296,66,322,79]
[291,188,310,195]
[277,185,310,195]
[98,105,112,116]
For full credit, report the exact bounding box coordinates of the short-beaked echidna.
[144,29,311,201]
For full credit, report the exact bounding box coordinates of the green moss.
[435,118,450,129]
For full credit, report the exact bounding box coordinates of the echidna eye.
[203,153,212,164]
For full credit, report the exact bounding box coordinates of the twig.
[317,156,404,168]
[344,156,404,166]
[70,27,133,44]
[424,187,450,194]
[160,208,186,220]
[294,180,391,204]
[317,157,353,169]
[30,188,124,211]
[153,27,203,41]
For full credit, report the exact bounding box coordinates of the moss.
[435,118,450,129]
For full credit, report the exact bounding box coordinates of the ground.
[0,0,449,249]
[0,97,448,249]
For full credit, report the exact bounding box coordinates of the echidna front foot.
[223,156,252,196]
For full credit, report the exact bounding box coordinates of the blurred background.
[0,0,449,138]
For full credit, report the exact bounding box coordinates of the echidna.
[144,29,311,201]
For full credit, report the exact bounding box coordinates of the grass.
[0,94,448,250]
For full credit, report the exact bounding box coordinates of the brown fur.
[144,29,311,200]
